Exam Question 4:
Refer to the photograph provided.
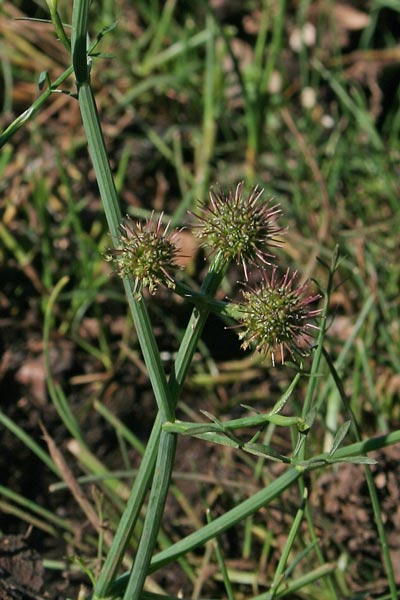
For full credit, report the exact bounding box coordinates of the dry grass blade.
[39,422,114,549]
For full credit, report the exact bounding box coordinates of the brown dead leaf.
[40,424,114,549]
[15,358,46,405]
[333,3,370,31]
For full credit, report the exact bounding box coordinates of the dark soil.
[1,323,400,599]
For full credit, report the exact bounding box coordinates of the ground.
[1,0,400,598]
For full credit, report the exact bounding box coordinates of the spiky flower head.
[106,212,181,295]
[192,182,283,279]
[237,267,321,366]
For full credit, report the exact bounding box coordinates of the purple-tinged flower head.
[238,266,321,366]
[106,212,181,295]
[192,182,284,279]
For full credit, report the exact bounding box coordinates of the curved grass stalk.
[266,488,308,600]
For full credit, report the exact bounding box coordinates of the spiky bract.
[106,212,181,294]
[238,267,321,366]
[192,182,283,279]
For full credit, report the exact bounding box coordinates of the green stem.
[110,467,303,595]
[0,66,74,148]
[71,0,90,84]
[108,428,400,595]
[94,255,227,597]
[70,6,180,598]
[76,79,173,423]
[122,431,177,599]
[48,5,71,52]
[267,488,307,599]
[93,414,163,596]
[169,252,227,396]
[294,249,340,598]
[71,4,170,419]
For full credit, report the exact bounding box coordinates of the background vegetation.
[1,0,400,598]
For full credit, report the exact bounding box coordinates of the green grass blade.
[122,431,177,599]
[206,508,236,600]
[0,409,59,477]
[267,488,307,599]
[43,276,87,444]
[0,484,73,532]
[322,349,398,600]
[93,413,162,596]
[110,467,302,594]
[0,65,74,148]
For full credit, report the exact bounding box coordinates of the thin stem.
[0,66,74,148]
[169,252,227,397]
[94,253,228,597]
[108,428,400,595]
[293,248,342,599]
[93,414,163,596]
[122,431,177,599]
[75,66,173,425]
[109,467,303,595]
[70,6,180,597]
[323,348,398,600]
[267,488,307,600]
[71,0,90,84]
[47,4,71,52]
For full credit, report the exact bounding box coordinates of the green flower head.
[238,267,321,366]
[192,182,284,279]
[106,212,181,295]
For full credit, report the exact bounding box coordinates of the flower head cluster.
[192,182,283,279]
[106,212,181,294]
[238,267,321,366]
